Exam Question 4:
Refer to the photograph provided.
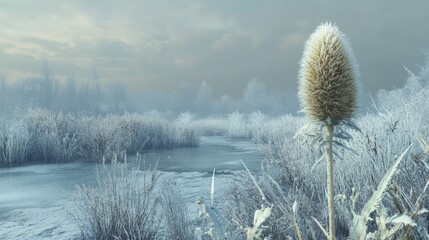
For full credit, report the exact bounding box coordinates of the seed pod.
[298,22,358,123]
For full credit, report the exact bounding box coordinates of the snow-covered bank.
[0,170,236,240]
[0,136,263,239]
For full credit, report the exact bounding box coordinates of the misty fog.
[1,1,428,119]
[0,65,299,117]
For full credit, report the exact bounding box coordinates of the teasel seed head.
[298,22,358,124]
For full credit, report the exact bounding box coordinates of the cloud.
[0,0,428,99]
[278,33,306,50]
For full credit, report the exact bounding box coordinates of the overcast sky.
[0,0,428,97]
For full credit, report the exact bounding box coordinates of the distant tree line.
[0,66,298,117]
[133,79,299,117]
[0,66,126,116]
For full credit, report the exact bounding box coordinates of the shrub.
[24,109,83,164]
[195,117,228,136]
[75,164,162,240]
[227,111,249,139]
[175,112,199,147]
[78,113,180,163]
[78,115,124,163]
[247,111,266,140]
[138,112,176,150]
[0,120,29,166]
[0,109,201,166]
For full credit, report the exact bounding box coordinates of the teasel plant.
[295,22,360,240]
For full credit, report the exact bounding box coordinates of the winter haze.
[0,0,428,114]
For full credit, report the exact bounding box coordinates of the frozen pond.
[0,136,264,239]
[140,136,265,172]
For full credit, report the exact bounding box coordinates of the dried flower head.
[298,22,358,123]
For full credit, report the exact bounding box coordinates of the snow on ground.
[0,170,236,240]
[0,201,80,240]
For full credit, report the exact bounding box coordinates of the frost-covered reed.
[75,164,162,239]
[175,112,199,147]
[0,110,201,167]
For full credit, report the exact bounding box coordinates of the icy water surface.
[140,136,264,172]
[0,136,264,240]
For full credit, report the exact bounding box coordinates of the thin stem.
[326,123,335,240]
[292,218,303,240]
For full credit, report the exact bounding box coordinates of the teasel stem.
[326,122,335,240]
[292,220,303,240]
